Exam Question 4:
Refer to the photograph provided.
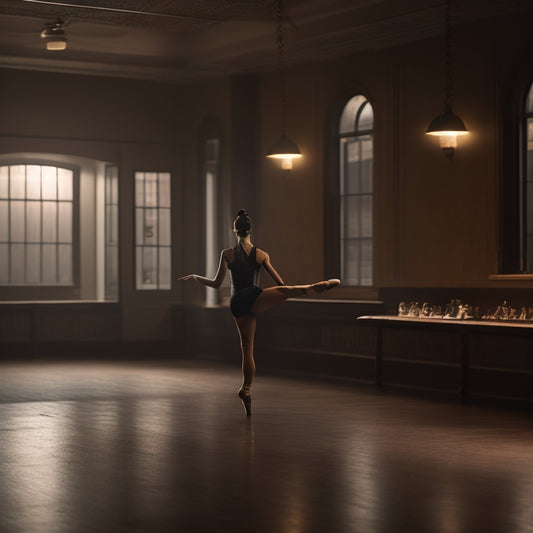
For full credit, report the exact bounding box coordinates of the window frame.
[498,67,533,275]
[134,170,172,291]
[0,159,80,301]
[325,92,375,289]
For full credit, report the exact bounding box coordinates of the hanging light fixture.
[40,19,68,51]
[426,0,469,159]
[266,0,302,170]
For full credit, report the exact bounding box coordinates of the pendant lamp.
[426,0,469,159]
[266,0,302,170]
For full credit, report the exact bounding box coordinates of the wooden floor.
[0,359,532,533]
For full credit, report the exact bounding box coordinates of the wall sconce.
[426,0,469,159]
[41,19,68,51]
[265,0,302,170]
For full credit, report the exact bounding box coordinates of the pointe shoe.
[238,389,252,416]
[311,278,341,292]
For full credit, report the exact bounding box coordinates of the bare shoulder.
[222,248,233,262]
[255,248,270,263]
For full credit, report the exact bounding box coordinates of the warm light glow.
[46,37,67,50]
[438,135,457,149]
[266,153,303,160]
[266,153,302,170]
[426,130,470,137]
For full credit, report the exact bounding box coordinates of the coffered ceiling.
[0,0,531,85]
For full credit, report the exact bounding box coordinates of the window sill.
[488,274,533,281]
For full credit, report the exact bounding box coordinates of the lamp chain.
[275,0,287,136]
[444,0,454,112]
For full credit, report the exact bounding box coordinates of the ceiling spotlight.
[41,19,68,51]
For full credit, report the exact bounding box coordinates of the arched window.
[338,95,374,286]
[0,156,119,301]
[0,163,76,286]
[520,83,533,272]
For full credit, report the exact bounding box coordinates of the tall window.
[520,83,533,273]
[0,164,75,286]
[105,165,119,300]
[135,171,171,290]
[204,139,220,306]
[338,95,374,286]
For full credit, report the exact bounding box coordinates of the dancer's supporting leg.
[234,313,256,415]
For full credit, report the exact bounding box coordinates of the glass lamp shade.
[266,135,302,169]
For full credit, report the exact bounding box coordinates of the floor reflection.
[0,360,532,533]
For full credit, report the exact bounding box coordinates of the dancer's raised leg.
[251,279,340,314]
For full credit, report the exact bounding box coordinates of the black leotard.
[228,244,263,317]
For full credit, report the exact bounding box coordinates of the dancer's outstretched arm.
[178,250,229,289]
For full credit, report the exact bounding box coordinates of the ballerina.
[178,209,340,415]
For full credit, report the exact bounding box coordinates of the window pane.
[105,246,119,300]
[159,209,171,246]
[41,166,57,200]
[57,168,73,201]
[339,95,367,135]
[0,200,8,241]
[106,205,118,244]
[10,166,25,199]
[0,244,8,283]
[340,195,372,239]
[341,239,359,286]
[356,101,374,131]
[58,244,72,284]
[159,247,171,289]
[0,166,8,199]
[135,172,144,207]
[158,173,171,208]
[144,173,158,207]
[26,244,41,284]
[10,244,25,284]
[360,239,373,286]
[144,208,158,244]
[58,203,72,242]
[343,137,373,195]
[26,165,41,200]
[42,201,57,242]
[42,244,57,284]
[10,201,25,242]
[111,170,119,204]
[135,208,145,245]
[27,201,41,242]
[136,246,158,290]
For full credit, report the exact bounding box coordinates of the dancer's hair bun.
[234,209,251,237]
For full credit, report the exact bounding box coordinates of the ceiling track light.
[426,0,469,159]
[41,18,68,50]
